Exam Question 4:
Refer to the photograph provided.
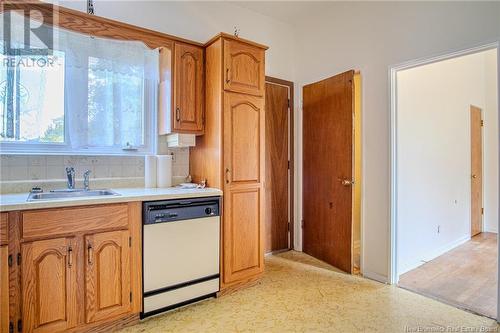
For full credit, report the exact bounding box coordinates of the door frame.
[265,76,294,251]
[389,42,500,310]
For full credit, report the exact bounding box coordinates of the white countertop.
[0,187,223,212]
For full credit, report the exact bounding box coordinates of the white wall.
[484,50,500,233]
[53,0,296,81]
[396,50,498,275]
[291,1,500,282]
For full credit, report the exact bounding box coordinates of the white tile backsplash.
[0,150,190,193]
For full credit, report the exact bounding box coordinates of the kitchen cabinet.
[85,230,131,324]
[173,42,205,134]
[223,93,265,284]
[158,43,205,135]
[223,39,265,97]
[6,203,141,333]
[22,237,78,332]
[190,33,267,291]
[1,246,8,333]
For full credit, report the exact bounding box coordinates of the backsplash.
[0,148,190,194]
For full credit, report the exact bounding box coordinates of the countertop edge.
[0,188,223,212]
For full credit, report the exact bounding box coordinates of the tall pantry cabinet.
[190,33,267,291]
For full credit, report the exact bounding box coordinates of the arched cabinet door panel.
[173,42,205,134]
[85,230,131,324]
[224,39,265,97]
[222,92,265,285]
[22,237,78,333]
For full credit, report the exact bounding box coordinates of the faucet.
[83,170,91,191]
[65,167,75,189]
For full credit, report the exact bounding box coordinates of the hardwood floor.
[398,232,497,318]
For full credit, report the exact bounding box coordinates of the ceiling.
[228,1,325,25]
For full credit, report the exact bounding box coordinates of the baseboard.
[398,235,471,276]
[363,270,388,284]
[483,227,498,234]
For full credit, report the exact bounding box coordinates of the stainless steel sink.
[27,189,120,201]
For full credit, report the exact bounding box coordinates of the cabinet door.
[224,39,265,97]
[85,230,130,323]
[173,42,204,134]
[222,92,265,285]
[0,246,8,333]
[22,238,78,333]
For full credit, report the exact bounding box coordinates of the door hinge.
[287,99,290,108]
[9,322,13,333]
[481,120,484,127]
[129,237,132,247]
[482,208,484,215]
[17,253,21,266]
[8,254,13,267]
[301,220,304,228]
[287,222,290,231]
[130,292,132,302]
[287,160,290,170]
[17,320,22,333]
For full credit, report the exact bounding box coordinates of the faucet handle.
[66,166,75,174]
[83,170,91,177]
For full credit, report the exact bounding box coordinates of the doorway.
[390,46,499,319]
[264,76,294,253]
[302,70,362,274]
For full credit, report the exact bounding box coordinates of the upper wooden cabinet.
[173,42,205,134]
[22,237,78,333]
[85,230,131,324]
[223,39,265,97]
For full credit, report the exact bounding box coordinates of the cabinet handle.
[226,68,230,84]
[176,107,180,121]
[68,246,73,268]
[225,168,230,184]
[87,243,93,265]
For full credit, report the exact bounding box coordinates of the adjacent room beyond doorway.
[394,48,498,319]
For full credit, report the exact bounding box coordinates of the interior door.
[265,81,290,253]
[85,230,131,323]
[302,70,355,273]
[222,92,265,285]
[470,105,483,237]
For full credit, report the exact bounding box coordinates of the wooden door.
[85,230,131,323]
[302,70,355,273]
[265,81,290,253]
[224,39,265,96]
[0,246,8,333]
[470,106,483,236]
[22,237,78,333]
[173,42,204,134]
[223,92,265,285]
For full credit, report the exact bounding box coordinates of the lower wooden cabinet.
[7,203,141,333]
[85,230,131,324]
[22,237,78,333]
[1,246,9,333]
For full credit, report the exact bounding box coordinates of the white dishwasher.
[142,197,220,318]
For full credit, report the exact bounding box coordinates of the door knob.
[472,174,477,179]
[340,179,354,186]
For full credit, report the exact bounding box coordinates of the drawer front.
[0,213,7,245]
[22,204,129,239]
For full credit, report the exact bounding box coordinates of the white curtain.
[3,12,159,152]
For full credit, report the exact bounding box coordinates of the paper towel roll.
[144,155,157,188]
[156,155,173,188]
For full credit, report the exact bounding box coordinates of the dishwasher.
[142,196,221,318]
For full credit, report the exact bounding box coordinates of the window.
[0,13,158,155]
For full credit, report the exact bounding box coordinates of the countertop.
[0,187,223,212]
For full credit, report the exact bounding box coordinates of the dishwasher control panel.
[143,196,220,224]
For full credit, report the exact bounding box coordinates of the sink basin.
[27,189,120,201]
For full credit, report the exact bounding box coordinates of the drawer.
[0,213,7,246]
[22,204,129,239]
